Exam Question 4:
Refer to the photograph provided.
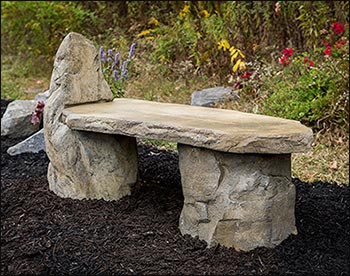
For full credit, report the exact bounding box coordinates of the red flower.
[321,40,331,47]
[38,101,45,107]
[304,56,315,67]
[31,101,45,125]
[283,48,293,57]
[335,39,346,48]
[324,46,332,56]
[240,71,252,79]
[279,55,289,65]
[331,22,345,35]
[338,39,346,45]
[31,113,40,125]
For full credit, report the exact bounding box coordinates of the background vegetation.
[1,1,349,184]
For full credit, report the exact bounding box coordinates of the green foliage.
[1,1,96,59]
[261,42,349,131]
[132,1,349,80]
[1,55,51,100]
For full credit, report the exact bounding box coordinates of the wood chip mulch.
[1,99,349,275]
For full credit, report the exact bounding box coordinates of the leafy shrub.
[1,1,96,59]
[261,22,349,131]
[132,1,348,81]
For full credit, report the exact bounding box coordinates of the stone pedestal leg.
[47,131,138,201]
[178,144,297,252]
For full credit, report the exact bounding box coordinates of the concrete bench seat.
[44,32,314,252]
[62,98,312,154]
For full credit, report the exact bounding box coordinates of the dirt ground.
[1,99,349,275]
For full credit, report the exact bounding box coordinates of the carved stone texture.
[178,144,296,252]
[44,32,138,201]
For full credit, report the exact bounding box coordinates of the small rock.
[7,129,46,156]
[191,86,240,107]
[1,100,40,138]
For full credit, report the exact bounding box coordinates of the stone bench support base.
[177,144,297,251]
[48,132,138,201]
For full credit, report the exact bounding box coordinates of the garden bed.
[1,99,349,275]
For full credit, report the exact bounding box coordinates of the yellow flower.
[200,10,210,18]
[232,59,241,72]
[230,46,245,59]
[179,4,190,19]
[232,60,247,72]
[183,5,190,13]
[218,39,230,51]
[137,29,153,38]
[149,17,159,26]
[179,11,185,19]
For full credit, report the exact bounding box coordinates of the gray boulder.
[191,86,239,107]
[1,100,40,138]
[7,129,45,156]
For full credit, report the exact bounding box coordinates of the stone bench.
[44,32,314,252]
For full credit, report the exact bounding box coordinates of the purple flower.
[113,70,119,81]
[101,52,106,63]
[114,53,120,64]
[120,60,128,71]
[108,49,113,57]
[128,43,136,58]
[122,69,128,80]
[99,46,104,58]
[107,57,113,63]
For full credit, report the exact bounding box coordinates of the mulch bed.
[1,99,349,275]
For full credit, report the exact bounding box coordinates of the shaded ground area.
[1,99,349,275]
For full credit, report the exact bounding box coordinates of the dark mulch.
[1,99,349,275]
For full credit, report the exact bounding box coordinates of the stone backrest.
[44,32,138,201]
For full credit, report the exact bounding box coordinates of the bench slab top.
[62,98,313,154]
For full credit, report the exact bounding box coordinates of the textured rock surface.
[34,89,51,102]
[1,100,40,138]
[44,32,138,201]
[7,129,46,156]
[63,98,314,154]
[191,86,240,107]
[178,144,296,252]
